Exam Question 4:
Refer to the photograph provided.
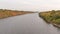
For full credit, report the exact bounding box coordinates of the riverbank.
[0,9,35,19]
[39,10,60,28]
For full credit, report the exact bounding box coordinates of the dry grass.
[0,9,34,19]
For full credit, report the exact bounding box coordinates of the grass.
[0,9,34,19]
[39,10,60,27]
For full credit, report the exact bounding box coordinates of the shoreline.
[0,9,36,19]
[39,11,60,28]
[39,15,60,28]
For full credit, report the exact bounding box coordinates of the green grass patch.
[39,10,60,25]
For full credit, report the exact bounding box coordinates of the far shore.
[0,9,36,19]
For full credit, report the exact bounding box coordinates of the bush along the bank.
[39,10,60,27]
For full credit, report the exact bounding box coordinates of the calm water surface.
[0,13,60,34]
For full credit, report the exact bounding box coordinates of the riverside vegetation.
[0,9,34,19]
[39,10,60,27]
[1,9,60,27]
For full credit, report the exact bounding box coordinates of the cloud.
[21,0,32,4]
[0,0,32,5]
[0,0,60,11]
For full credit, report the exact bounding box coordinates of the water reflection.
[0,13,60,34]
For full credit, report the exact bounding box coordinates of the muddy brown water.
[0,13,60,34]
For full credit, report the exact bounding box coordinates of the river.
[0,13,60,34]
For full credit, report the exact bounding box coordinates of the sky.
[0,0,60,11]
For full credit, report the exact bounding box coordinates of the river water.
[0,13,60,34]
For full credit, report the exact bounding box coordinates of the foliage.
[39,10,60,25]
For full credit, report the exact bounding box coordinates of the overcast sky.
[0,0,60,11]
